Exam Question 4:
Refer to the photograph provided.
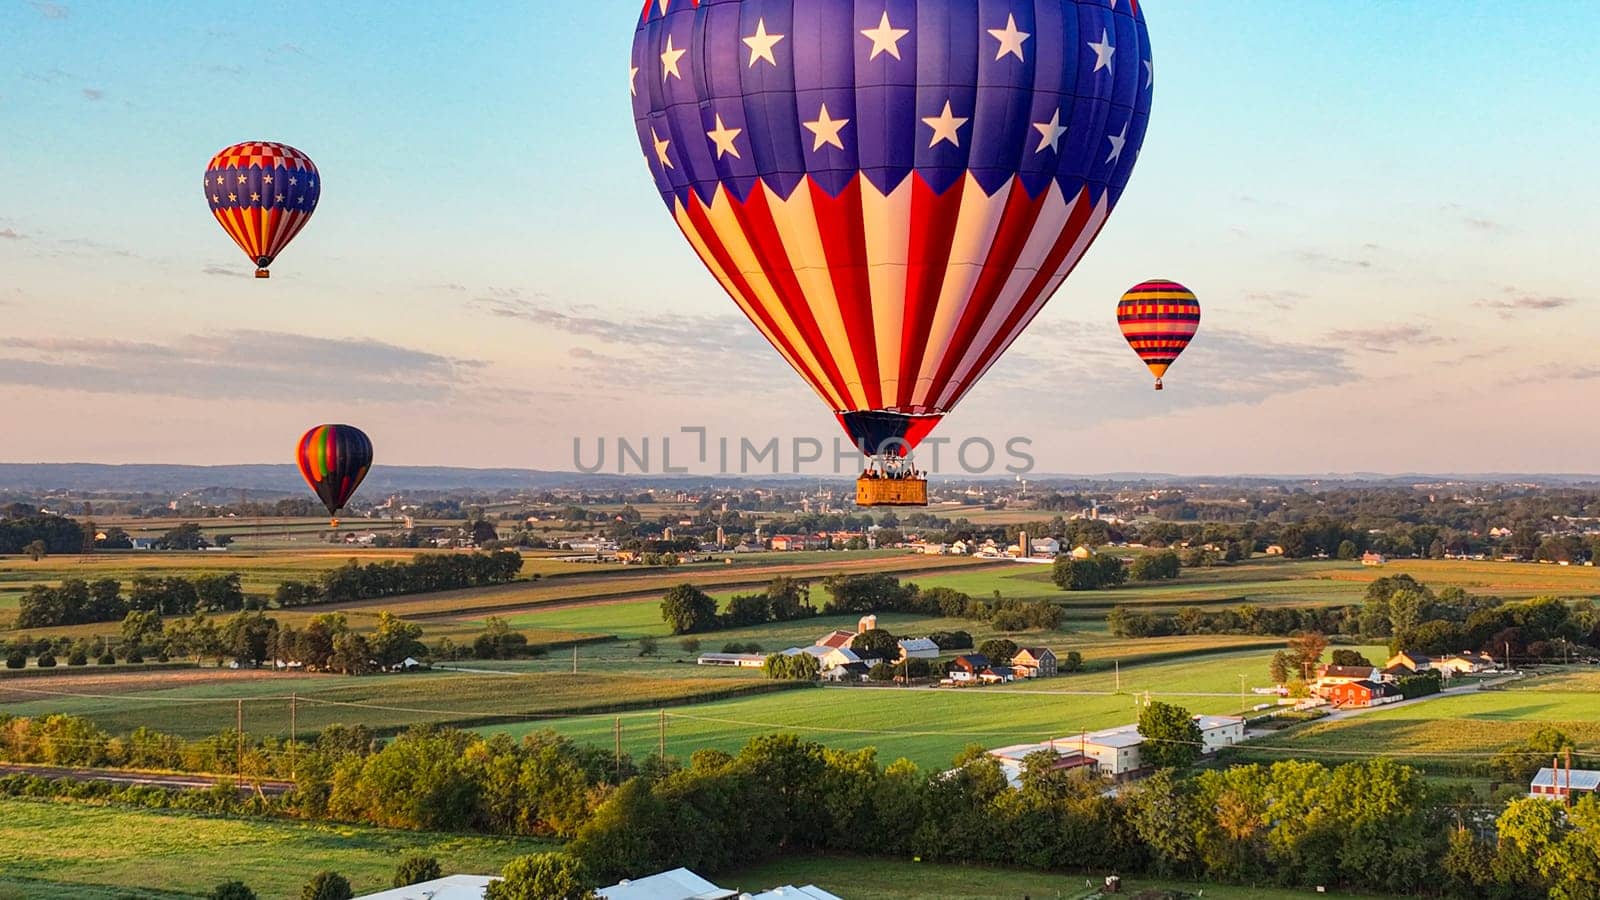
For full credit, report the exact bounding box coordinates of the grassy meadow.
[0,798,550,899]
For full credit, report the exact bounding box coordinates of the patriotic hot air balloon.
[630,0,1152,503]
[1116,279,1199,390]
[295,425,373,527]
[203,142,320,278]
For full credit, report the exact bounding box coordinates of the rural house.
[1011,647,1058,678]
[1324,679,1402,708]
[746,885,843,900]
[1361,551,1387,566]
[1314,664,1380,695]
[948,654,991,682]
[896,637,940,660]
[1435,652,1496,675]
[821,661,871,683]
[814,630,857,650]
[597,867,737,900]
[696,652,767,668]
[986,742,1095,787]
[1386,651,1433,672]
[353,875,497,900]
[1530,767,1600,802]
[1194,715,1247,751]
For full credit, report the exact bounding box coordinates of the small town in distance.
[6,0,1598,897]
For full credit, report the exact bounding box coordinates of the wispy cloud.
[0,229,25,241]
[1297,248,1377,271]
[29,1,69,19]
[1244,289,1305,311]
[1476,294,1577,318]
[0,331,493,403]
[1441,203,1510,233]
[1328,324,1450,353]
[80,88,104,101]
[201,264,246,277]
[476,291,807,397]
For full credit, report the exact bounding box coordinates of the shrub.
[67,649,88,666]
[126,651,145,664]
[679,637,701,655]
[209,881,258,900]
[393,855,442,888]
[97,652,116,665]
[301,871,353,900]
[35,653,56,668]
[4,651,23,669]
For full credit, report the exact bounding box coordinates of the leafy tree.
[1129,550,1181,581]
[977,638,1018,666]
[5,651,25,669]
[36,652,56,668]
[1329,649,1373,667]
[1127,769,1199,875]
[208,882,258,900]
[1491,726,1580,783]
[1052,553,1126,591]
[868,661,896,682]
[392,855,442,888]
[157,523,209,551]
[679,637,701,655]
[637,635,659,657]
[1060,650,1083,673]
[1336,539,1359,560]
[1137,700,1203,769]
[850,628,900,662]
[660,584,718,634]
[487,853,598,900]
[369,612,425,668]
[300,871,353,900]
[24,539,47,561]
[66,648,87,666]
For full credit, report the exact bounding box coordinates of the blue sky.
[2,0,1597,474]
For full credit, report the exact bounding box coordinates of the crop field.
[0,798,551,899]
[482,645,1379,770]
[1240,669,1600,769]
[0,667,802,739]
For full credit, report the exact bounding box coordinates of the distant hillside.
[0,464,605,493]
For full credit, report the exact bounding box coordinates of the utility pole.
[572,645,578,675]
[658,709,666,759]
[1114,660,1120,692]
[1240,674,1247,713]
[289,692,298,780]
[235,700,244,774]
[614,717,622,779]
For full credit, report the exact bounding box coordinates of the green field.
[1242,669,1600,769]
[0,798,549,898]
[482,645,1387,770]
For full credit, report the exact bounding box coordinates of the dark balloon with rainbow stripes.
[295,424,373,526]
[1117,280,1200,390]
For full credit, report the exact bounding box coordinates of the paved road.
[0,763,294,795]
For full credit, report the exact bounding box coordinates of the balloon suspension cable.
[255,268,271,279]
[862,449,922,482]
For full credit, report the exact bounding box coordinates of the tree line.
[660,573,1063,636]
[7,713,1600,897]
[16,574,250,628]
[274,551,525,607]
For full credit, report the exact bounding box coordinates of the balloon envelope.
[1117,279,1199,388]
[204,142,320,276]
[630,0,1152,454]
[295,424,373,518]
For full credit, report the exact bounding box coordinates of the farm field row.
[0,668,797,739]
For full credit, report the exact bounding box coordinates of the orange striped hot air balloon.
[1117,280,1200,390]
